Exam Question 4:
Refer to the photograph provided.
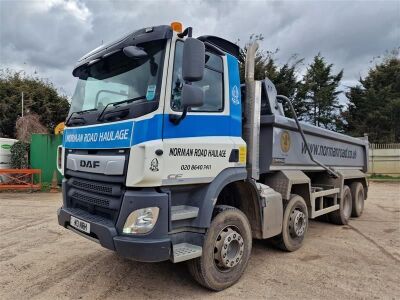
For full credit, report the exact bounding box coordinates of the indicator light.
[170,22,183,33]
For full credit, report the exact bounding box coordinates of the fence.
[369,143,400,176]
[0,169,42,191]
[30,134,63,184]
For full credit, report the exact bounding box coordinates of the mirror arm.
[169,106,188,125]
[177,27,193,38]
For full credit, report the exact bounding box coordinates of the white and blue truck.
[57,23,369,290]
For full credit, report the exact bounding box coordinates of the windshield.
[69,40,166,118]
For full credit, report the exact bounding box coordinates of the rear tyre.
[329,185,352,225]
[350,182,364,217]
[187,205,252,291]
[273,194,308,252]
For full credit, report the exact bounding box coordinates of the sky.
[0,0,399,99]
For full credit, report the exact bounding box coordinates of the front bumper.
[58,187,172,263]
[58,207,171,262]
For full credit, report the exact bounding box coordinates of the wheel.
[273,194,308,252]
[329,185,352,225]
[350,182,364,217]
[187,205,252,291]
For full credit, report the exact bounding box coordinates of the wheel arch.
[263,170,312,210]
[343,177,368,200]
[290,183,312,209]
[214,179,264,239]
[191,167,249,229]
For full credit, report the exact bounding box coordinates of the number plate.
[70,216,90,234]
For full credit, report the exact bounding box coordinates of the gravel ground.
[0,181,399,299]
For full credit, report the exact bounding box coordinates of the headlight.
[123,207,159,234]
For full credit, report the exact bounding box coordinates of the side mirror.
[181,84,204,109]
[123,46,148,59]
[182,38,205,82]
[170,84,204,125]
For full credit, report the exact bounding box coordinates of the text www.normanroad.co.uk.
[301,142,357,159]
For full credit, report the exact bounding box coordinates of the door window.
[171,41,224,112]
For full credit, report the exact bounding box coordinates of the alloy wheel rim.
[214,226,244,270]
[289,208,307,238]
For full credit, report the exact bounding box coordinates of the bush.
[16,114,47,143]
[10,141,30,169]
[0,69,70,138]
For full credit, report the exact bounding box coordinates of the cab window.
[171,41,224,112]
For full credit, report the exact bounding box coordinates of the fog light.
[123,207,159,234]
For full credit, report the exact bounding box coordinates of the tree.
[299,54,343,129]
[0,69,70,138]
[344,54,400,143]
[238,34,304,117]
[273,61,306,118]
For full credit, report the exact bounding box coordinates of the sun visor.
[72,25,173,77]
[197,35,240,59]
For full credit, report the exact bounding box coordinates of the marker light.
[123,207,160,234]
[57,145,63,172]
[170,22,183,33]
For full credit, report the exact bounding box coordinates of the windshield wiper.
[97,95,146,121]
[66,108,98,126]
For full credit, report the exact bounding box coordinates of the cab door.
[162,39,242,185]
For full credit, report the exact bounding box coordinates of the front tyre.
[187,205,252,291]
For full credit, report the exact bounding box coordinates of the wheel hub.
[289,210,306,237]
[214,227,244,269]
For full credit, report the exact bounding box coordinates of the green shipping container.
[30,134,63,184]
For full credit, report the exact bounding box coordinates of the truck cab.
[58,23,369,291]
[59,24,246,261]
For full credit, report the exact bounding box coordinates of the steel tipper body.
[260,113,368,173]
[57,23,369,291]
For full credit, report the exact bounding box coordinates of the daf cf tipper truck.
[57,23,369,291]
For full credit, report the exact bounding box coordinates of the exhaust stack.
[243,42,260,180]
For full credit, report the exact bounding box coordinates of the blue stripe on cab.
[63,114,238,149]
[132,114,163,145]
[227,54,242,137]
[63,121,134,149]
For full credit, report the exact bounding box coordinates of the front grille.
[64,149,127,222]
[64,207,115,227]
[66,177,124,222]
[71,178,114,195]
[71,190,110,208]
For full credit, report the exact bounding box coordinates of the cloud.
[1,0,399,98]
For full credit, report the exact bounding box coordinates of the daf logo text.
[80,160,100,168]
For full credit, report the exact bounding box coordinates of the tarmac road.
[0,181,399,299]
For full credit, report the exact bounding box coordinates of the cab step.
[172,243,202,263]
[171,205,199,221]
